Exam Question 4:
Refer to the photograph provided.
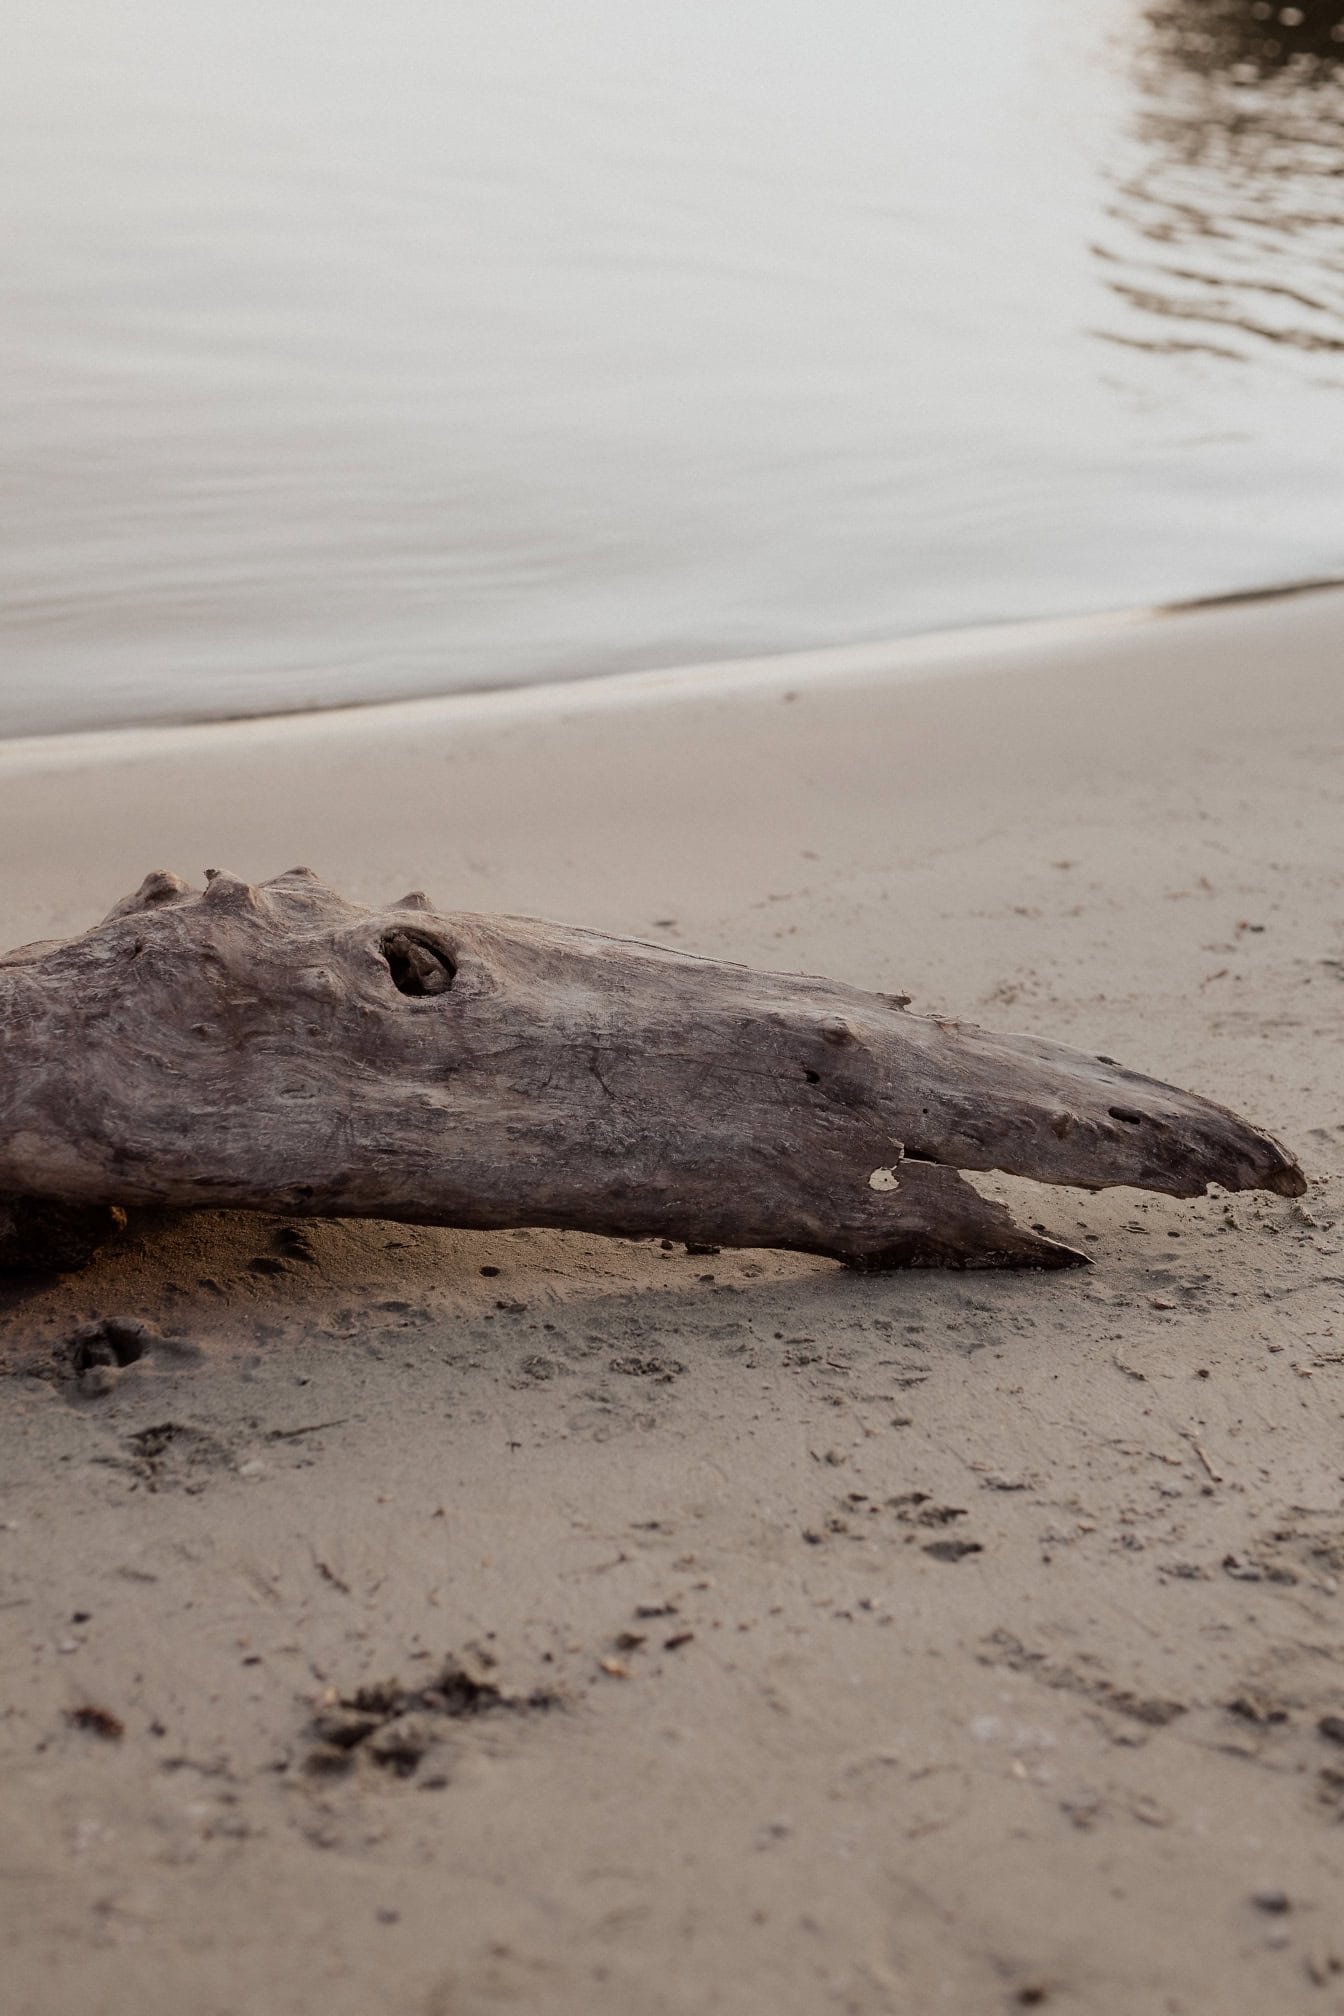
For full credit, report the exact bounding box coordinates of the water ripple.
[1097,1,1344,364]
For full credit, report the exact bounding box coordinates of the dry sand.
[2,589,1343,2015]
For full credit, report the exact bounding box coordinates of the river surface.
[2,0,1342,735]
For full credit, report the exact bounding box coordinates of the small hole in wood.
[803,1069,820,1084]
[1109,1106,1145,1126]
[382,931,455,998]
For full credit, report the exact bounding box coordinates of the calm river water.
[2,0,1342,734]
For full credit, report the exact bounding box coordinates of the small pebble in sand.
[65,1704,124,1740]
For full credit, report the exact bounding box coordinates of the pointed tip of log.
[973,1225,1091,1271]
[1184,1117,1306,1200]
[1022,1234,1091,1270]
[1252,1147,1308,1199]
[917,1022,1306,1204]
[845,1230,1089,1273]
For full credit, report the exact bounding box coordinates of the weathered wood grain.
[0,869,1304,1273]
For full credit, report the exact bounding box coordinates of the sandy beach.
[3,587,1344,2015]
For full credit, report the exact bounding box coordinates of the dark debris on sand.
[304,1650,558,1778]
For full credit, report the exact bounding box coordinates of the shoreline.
[3,601,1151,771]
[4,580,1344,2015]
[4,568,1341,761]
[2,579,1342,949]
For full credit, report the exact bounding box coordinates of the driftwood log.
[0,868,1304,1275]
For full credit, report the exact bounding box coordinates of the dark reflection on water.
[1098,0,1344,360]
[1150,0,1344,68]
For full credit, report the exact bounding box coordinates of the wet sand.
[3,589,1344,2014]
